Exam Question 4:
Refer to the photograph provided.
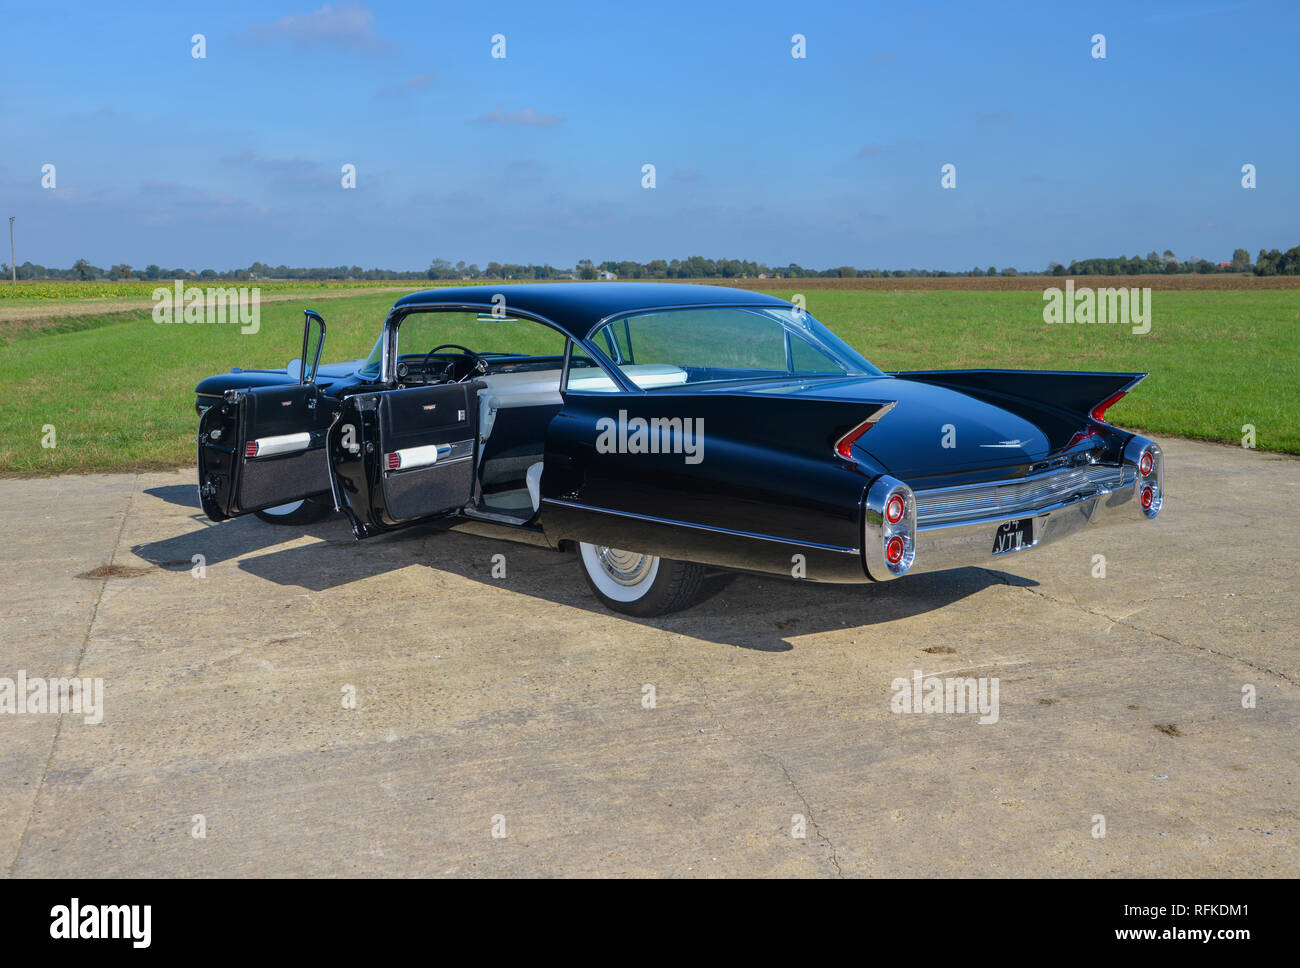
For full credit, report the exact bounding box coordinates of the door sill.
[444,513,553,549]
[461,507,535,526]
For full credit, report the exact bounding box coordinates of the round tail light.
[1139,450,1154,476]
[885,535,905,564]
[1140,485,1154,509]
[885,494,905,524]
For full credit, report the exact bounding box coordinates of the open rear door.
[198,308,334,522]
[330,381,484,537]
[198,382,334,521]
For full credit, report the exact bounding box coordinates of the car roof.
[390,282,790,336]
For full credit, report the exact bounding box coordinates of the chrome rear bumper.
[909,477,1142,575]
[864,435,1163,580]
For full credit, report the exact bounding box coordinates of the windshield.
[589,306,883,390]
[359,335,384,378]
[357,311,574,380]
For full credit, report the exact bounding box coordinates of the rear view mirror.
[301,310,326,384]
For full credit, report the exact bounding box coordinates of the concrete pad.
[0,438,1295,877]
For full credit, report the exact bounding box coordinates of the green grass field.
[0,278,450,302]
[785,288,1298,455]
[0,284,1295,475]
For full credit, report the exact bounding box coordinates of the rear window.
[590,306,881,389]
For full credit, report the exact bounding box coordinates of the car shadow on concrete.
[143,484,202,509]
[136,504,1038,651]
[134,486,353,569]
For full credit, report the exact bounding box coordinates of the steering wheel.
[421,343,488,384]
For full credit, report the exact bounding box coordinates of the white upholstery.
[476,364,688,443]
[525,462,544,512]
[569,363,688,392]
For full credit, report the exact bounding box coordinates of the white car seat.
[525,462,544,512]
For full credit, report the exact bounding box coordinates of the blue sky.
[2,0,1296,271]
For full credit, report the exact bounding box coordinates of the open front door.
[329,380,484,537]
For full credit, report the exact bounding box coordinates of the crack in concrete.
[982,570,1297,687]
[663,641,846,878]
[7,473,138,876]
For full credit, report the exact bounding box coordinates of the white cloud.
[474,107,564,128]
[241,2,393,55]
[378,73,433,97]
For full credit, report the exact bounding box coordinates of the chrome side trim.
[540,498,860,554]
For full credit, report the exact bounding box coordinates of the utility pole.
[8,217,14,288]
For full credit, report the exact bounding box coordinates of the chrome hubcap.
[594,546,655,586]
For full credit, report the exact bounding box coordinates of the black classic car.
[196,283,1164,615]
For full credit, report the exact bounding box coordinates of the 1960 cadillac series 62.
[195,283,1164,615]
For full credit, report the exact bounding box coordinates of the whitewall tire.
[253,495,332,525]
[578,542,707,616]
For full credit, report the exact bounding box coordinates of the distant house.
[1218,262,1234,269]
[597,270,617,281]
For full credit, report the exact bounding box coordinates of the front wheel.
[578,543,707,616]
[253,496,332,525]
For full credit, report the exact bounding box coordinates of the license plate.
[992,518,1034,555]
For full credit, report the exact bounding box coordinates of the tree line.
[5,247,1299,282]
[1048,248,1300,276]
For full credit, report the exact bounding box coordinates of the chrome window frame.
[378,303,623,392]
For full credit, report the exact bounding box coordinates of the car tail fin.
[834,402,897,459]
[890,370,1147,424]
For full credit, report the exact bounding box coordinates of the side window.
[395,314,445,356]
[564,341,621,393]
[600,319,635,363]
[790,333,843,372]
[590,308,788,388]
[613,309,787,370]
[586,306,865,390]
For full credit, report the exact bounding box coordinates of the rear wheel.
[253,495,332,525]
[578,542,707,616]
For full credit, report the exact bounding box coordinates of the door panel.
[331,381,483,537]
[382,438,476,520]
[539,391,873,581]
[198,383,333,520]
